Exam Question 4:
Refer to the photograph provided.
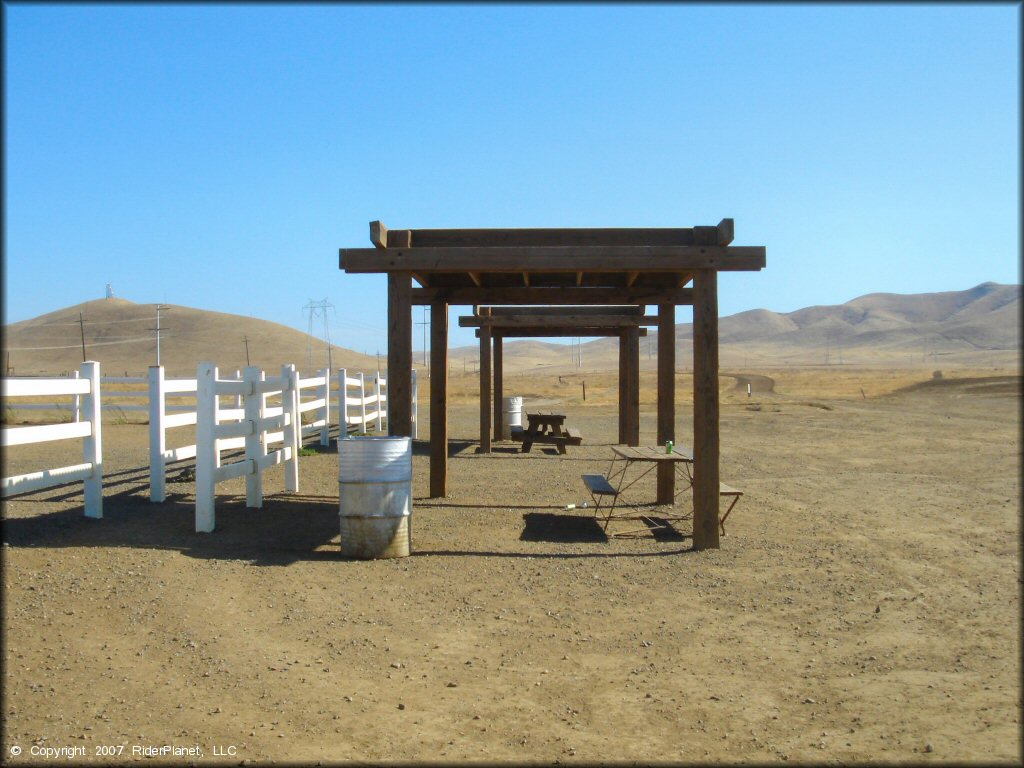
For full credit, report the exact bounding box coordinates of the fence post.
[359,372,367,434]
[338,368,348,440]
[195,362,218,532]
[80,361,103,519]
[244,366,263,508]
[319,367,330,447]
[374,374,384,433]
[233,369,242,409]
[148,366,166,503]
[412,369,418,440]
[283,364,299,492]
[72,370,82,422]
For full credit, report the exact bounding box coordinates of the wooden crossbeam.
[481,306,645,316]
[400,221,734,248]
[460,315,658,328]
[340,245,765,273]
[411,287,695,305]
[478,328,649,338]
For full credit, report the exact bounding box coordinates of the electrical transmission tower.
[303,298,335,372]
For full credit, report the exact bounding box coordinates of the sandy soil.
[1,371,1020,764]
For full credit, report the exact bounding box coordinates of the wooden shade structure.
[460,306,657,449]
[339,219,766,550]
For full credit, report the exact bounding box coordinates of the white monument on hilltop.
[105,283,114,299]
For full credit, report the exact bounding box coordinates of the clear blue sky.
[4,3,1020,354]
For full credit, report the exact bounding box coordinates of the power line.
[303,298,335,372]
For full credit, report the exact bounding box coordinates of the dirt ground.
[2,370,1020,764]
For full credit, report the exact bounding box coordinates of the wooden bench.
[718,482,744,535]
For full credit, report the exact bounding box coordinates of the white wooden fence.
[335,368,416,439]
[2,362,415,524]
[194,363,300,533]
[147,366,331,503]
[1,361,103,517]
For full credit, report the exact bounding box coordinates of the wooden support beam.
[412,287,694,305]
[692,270,720,550]
[626,270,640,287]
[429,300,448,497]
[716,218,735,246]
[522,272,530,287]
[625,326,640,446]
[618,332,627,445]
[387,272,413,437]
[370,221,388,249]
[479,328,647,338]
[386,229,412,248]
[412,272,430,287]
[493,336,503,441]
[479,325,491,453]
[459,315,658,329]
[403,227,711,248]
[576,271,584,286]
[468,271,482,286]
[341,245,767,274]
[484,305,645,316]
[656,303,675,504]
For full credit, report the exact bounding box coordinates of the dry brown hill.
[458,282,1020,372]
[3,298,380,377]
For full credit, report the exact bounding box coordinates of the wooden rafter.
[340,245,765,274]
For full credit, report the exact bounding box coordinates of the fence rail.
[0,361,103,517]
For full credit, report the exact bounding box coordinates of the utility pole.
[243,335,251,365]
[78,313,87,362]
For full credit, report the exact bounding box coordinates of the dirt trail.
[723,372,776,394]
[1,377,1019,764]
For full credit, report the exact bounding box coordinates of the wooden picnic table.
[519,411,582,454]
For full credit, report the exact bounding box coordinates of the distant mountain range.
[3,283,1019,376]
[451,282,1020,370]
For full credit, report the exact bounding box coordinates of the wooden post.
[479,325,492,453]
[195,362,218,532]
[148,365,166,502]
[283,364,299,493]
[80,361,102,519]
[493,335,503,441]
[374,374,384,433]
[618,331,627,445]
[656,304,675,504]
[387,272,413,436]
[411,369,418,439]
[337,368,348,440]
[358,372,367,433]
[72,370,81,422]
[430,300,448,497]
[244,366,263,508]
[693,270,720,549]
[625,326,640,446]
[318,367,331,446]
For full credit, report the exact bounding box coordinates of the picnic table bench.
[517,411,583,454]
